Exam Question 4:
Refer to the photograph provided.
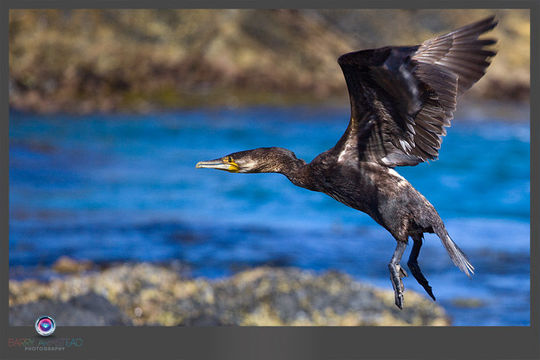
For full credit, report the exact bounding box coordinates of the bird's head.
[196,147,302,174]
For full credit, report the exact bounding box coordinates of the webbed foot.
[408,259,436,301]
[408,234,436,301]
[389,263,407,309]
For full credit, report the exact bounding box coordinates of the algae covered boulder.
[9,263,449,326]
[9,293,133,326]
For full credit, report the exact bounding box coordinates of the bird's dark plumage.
[196,17,498,309]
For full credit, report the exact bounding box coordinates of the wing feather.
[334,16,497,167]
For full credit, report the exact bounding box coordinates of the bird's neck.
[278,158,316,191]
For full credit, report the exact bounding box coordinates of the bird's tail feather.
[435,227,474,276]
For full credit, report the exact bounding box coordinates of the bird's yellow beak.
[195,158,240,172]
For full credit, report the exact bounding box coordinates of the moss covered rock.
[9,263,449,326]
[9,9,529,113]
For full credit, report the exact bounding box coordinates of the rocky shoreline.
[9,9,529,114]
[9,263,450,326]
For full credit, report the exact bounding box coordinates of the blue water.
[9,106,530,326]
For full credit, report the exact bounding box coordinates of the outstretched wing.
[335,16,497,167]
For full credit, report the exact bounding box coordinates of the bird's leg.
[407,233,436,301]
[388,241,408,309]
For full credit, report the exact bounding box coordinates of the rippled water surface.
[9,106,530,326]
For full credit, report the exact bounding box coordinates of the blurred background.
[9,9,529,112]
[9,9,529,326]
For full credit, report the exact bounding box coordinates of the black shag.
[196,17,498,309]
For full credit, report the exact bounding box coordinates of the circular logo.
[35,316,56,336]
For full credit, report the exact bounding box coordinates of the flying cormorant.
[196,17,498,309]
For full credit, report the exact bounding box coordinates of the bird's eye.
[227,156,233,162]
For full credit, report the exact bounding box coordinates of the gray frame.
[2,1,538,359]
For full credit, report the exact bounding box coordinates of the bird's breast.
[316,162,421,227]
